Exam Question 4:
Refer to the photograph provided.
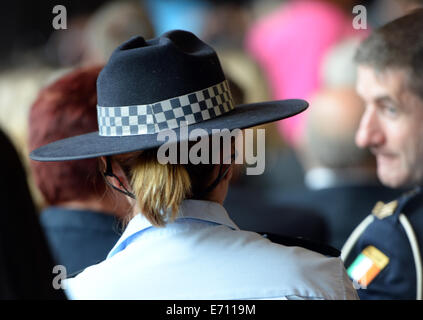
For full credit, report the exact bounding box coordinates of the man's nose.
[355,107,385,148]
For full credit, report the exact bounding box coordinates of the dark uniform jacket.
[40,207,121,276]
[342,186,423,300]
[272,184,402,250]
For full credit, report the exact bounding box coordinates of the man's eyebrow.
[374,95,398,105]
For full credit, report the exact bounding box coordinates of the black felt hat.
[30,30,308,161]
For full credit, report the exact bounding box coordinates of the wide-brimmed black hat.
[30,30,308,162]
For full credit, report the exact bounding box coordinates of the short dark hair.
[28,66,105,205]
[355,8,423,99]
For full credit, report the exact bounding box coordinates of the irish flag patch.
[347,246,389,287]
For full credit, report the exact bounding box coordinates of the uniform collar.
[178,199,239,229]
[305,167,379,190]
[107,199,239,259]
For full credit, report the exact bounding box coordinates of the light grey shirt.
[64,199,358,300]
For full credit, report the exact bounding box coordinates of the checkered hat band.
[97,80,234,136]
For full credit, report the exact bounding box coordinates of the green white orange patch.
[347,246,389,287]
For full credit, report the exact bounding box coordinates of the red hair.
[28,65,106,205]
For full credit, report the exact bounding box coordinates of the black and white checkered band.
[97,80,234,136]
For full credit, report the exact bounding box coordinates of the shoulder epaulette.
[372,186,422,219]
[259,232,340,257]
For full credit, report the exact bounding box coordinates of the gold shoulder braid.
[372,200,398,219]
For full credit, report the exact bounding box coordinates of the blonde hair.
[112,148,215,227]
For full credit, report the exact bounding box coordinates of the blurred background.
[1,0,420,251]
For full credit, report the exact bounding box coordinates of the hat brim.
[30,99,308,161]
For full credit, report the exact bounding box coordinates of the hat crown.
[97,30,225,108]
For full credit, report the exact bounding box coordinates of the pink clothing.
[246,0,364,146]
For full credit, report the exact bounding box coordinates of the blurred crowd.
[1,0,423,299]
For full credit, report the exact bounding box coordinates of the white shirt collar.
[107,199,239,259]
[305,167,379,190]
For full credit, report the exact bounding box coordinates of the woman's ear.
[99,156,107,172]
[111,161,131,190]
[101,156,132,192]
[221,164,233,183]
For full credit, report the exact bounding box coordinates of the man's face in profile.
[355,65,423,188]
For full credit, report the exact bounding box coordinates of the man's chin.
[377,169,406,189]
